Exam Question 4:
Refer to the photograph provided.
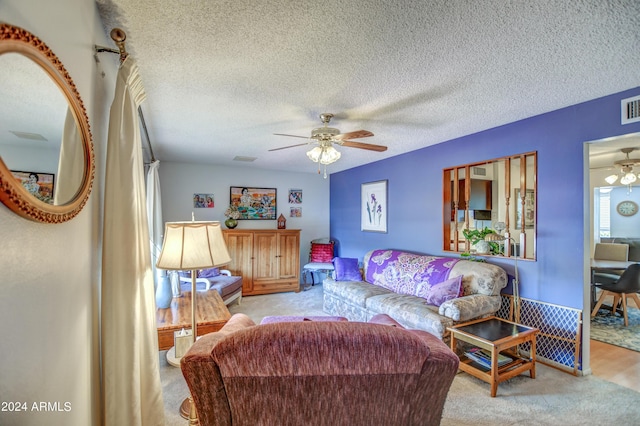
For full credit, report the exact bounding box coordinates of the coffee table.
[448,316,539,397]
[156,289,231,352]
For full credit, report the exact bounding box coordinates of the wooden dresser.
[223,229,301,295]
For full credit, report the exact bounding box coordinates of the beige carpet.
[160,284,640,425]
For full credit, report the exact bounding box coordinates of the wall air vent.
[470,166,493,180]
[621,95,640,125]
[472,167,486,176]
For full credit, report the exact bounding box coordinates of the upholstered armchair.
[181,313,459,426]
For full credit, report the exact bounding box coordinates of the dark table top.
[454,318,532,342]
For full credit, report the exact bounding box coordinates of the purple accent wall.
[330,87,640,310]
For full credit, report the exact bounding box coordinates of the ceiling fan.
[603,147,640,188]
[270,113,387,177]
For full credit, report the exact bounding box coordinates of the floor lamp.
[156,220,231,424]
[484,233,520,323]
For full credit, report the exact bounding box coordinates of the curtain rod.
[94,28,157,164]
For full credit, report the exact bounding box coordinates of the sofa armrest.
[181,313,255,426]
[438,294,502,322]
[178,274,214,291]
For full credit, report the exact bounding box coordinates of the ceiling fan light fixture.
[605,174,619,184]
[319,146,341,165]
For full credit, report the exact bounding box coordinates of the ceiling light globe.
[621,172,637,185]
[604,174,619,185]
[320,146,341,165]
[306,147,322,163]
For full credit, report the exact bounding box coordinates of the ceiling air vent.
[233,156,257,162]
[621,95,640,125]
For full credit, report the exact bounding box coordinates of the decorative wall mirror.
[443,151,537,260]
[0,24,94,223]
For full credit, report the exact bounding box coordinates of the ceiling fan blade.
[333,130,374,140]
[268,142,310,152]
[340,140,388,152]
[273,133,309,139]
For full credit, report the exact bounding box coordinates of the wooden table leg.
[490,349,499,397]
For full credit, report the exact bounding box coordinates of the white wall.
[0,1,115,425]
[609,186,640,237]
[160,162,331,274]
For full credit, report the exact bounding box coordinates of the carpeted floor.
[160,284,640,425]
[591,306,640,352]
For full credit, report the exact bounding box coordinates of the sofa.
[181,313,459,426]
[323,249,508,339]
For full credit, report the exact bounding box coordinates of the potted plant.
[462,227,501,256]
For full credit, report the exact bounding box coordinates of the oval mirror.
[0,24,94,223]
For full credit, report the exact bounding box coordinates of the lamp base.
[180,396,199,425]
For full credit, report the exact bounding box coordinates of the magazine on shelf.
[464,347,512,368]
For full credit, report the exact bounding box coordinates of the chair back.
[594,243,629,261]
[608,263,640,293]
[182,316,459,426]
[308,238,335,263]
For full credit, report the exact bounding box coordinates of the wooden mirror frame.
[0,24,94,223]
[443,151,537,260]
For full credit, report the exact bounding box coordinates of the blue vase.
[156,273,172,309]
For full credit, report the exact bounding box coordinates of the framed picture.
[193,193,214,208]
[514,188,535,229]
[230,186,277,220]
[361,180,388,233]
[289,189,302,204]
[290,207,302,217]
[11,170,55,204]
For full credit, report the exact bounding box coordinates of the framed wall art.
[288,189,302,204]
[290,207,302,217]
[11,170,55,204]
[361,180,387,233]
[230,186,277,219]
[193,193,214,208]
[514,188,535,229]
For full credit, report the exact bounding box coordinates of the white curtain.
[101,57,165,426]
[54,108,83,205]
[146,160,164,287]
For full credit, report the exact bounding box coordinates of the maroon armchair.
[181,313,459,426]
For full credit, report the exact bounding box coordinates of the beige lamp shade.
[156,221,231,270]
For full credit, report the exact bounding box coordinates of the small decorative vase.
[475,240,490,254]
[169,270,182,298]
[225,218,238,229]
[155,273,172,309]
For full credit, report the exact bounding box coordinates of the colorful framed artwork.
[290,207,302,217]
[193,193,214,208]
[11,170,55,204]
[514,188,535,229]
[230,186,277,220]
[361,180,387,233]
[289,189,302,204]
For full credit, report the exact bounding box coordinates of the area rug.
[590,306,640,352]
[160,285,640,425]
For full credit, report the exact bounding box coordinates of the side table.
[447,316,539,397]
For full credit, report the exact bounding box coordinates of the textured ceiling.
[94,0,640,176]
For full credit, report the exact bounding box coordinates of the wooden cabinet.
[222,229,301,295]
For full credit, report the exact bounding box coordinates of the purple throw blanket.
[365,250,460,296]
